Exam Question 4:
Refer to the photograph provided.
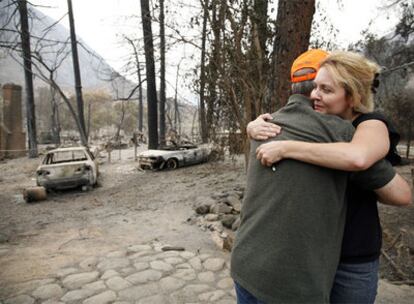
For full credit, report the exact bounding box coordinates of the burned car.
[138,144,211,170]
[36,146,99,190]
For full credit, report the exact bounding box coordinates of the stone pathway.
[2,242,236,304]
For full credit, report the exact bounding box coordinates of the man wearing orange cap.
[230,49,397,303]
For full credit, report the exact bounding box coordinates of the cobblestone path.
[2,242,236,304]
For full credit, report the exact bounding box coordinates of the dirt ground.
[0,146,413,300]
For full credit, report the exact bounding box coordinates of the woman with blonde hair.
[248,51,411,303]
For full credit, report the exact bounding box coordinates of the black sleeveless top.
[340,112,401,263]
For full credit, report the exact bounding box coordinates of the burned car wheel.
[166,158,178,170]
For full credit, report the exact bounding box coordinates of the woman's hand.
[247,113,281,140]
[256,141,287,167]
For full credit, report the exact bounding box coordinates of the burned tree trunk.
[159,0,166,145]
[67,0,88,146]
[140,0,159,149]
[199,0,209,143]
[17,0,37,157]
[268,0,315,110]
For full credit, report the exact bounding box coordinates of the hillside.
[0,0,136,97]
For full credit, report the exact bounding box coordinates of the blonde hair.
[320,51,380,113]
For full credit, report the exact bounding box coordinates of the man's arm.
[351,159,412,207]
[374,173,412,206]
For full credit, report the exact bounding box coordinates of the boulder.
[195,204,210,215]
[205,214,219,221]
[210,203,232,214]
[221,215,237,229]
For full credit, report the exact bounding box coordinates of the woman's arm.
[256,119,390,171]
[246,113,281,140]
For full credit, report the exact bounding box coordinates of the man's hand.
[247,113,281,140]
[256,141,286,167]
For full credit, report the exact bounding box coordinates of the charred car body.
[36,146,99,190]
[138,144,211,170]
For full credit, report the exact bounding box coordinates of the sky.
[33,0,400,102]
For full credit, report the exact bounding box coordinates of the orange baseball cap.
[290,49,329,83]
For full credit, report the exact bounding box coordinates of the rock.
[137,295,170,304]
[133,261,150,271]
[119,267,136,275]
[150,260,174,272]
[170,284,211,302]
[221,214,237,229]
[173,268,197,281]
[62,271,100,289]
[125,269,162,284]
[83,280,106,292]
[83,290,117,304]
[164,257,184,265]
[226,194,242,212]
[195,204,210,215]
[128,251,152,260]
[234,190,244,199]
[182,284,211,294]
[106,276,132,291]
[199,253,211,261]
[198,271,215,282]
[101,269,120,280]
[217,278,234,289]
[223,194,240,207]
[194,195,215,208]
[176,262,192,270]
[61,289,96,302]
[159,277,186,291]
[211,192,229,200]
[205,213,219,221]
[210,203,232,214]
[208,221,224,233]
[180,251,196,259]
[4,295,35,304]
[232,217,241,231]
[188,257,203,270]
[32,284,63,299]
[198,290,227,302]
[203,258,225,271]
[118,283,159,301]
[42,300,65,304]
[211,231,234,251]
